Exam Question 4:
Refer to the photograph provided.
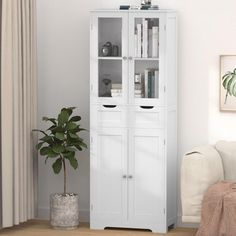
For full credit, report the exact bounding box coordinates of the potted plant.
[33,107,87,229]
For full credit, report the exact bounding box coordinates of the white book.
[112,83,122,89]
[134,34,138,57]
[137,24,142,58]
[111,89,122,93]
[152,26,159,58]
[111,92,122,97]
[148,29,153,57]
[135,90,142,94]
[142,19,148,58]
[154,70,159,98]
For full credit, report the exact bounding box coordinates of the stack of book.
[144,68,159,98]
[134,20,159,58]
[111,83,122,97]
[134,73,143,98]
[135,82,143,98]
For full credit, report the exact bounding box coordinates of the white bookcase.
[90,9,177,233]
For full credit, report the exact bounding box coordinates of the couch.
[181,141,236,223]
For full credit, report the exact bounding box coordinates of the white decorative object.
[137,24,142,58]
[152,26,158,57]
[50,194,79,229]
[134,33,138,57]
[90,10,177,234]
[142,19,148,58]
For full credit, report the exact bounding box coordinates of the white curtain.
[1,0,37,227]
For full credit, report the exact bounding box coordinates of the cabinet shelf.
[134,57,159,61]
[98,57,122,60]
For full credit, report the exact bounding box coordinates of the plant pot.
[50,193,79,230]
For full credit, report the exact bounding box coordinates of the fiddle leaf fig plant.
[33,107,87,194]
[222,68,236,104]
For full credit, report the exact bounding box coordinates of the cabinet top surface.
[90,9,176,13]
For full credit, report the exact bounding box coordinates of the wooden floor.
[0,220,197,236]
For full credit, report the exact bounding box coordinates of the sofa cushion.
[181,145,224,223]
[215,141,236,181]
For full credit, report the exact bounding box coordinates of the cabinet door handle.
[128,56,133,60]
[140,106,154,109]
[122,175,127,178]
[128,175,133,179]
[103,105,117,108]
[122,56,127,60]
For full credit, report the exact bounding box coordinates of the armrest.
[181,145,224,223]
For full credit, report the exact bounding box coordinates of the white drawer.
[130,105,165,128]
[91,104,126,128]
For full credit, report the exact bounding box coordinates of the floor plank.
[0,220,197,236]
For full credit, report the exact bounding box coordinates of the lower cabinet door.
[128,128,166,233]
[90,127,128,229]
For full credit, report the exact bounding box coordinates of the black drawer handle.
[103,105,117,108]
[140,106,154,109]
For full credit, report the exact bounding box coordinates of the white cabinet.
[90,9,177,233]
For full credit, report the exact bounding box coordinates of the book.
[148,72,152,98]
[112,83,122,89]
[149,5,159,10]
[111,92,122,97]
[134,33,138,57]
[144,69,149,98]
[144,68,159,98]
[142,19,148,58]
[137,24,142,58]
[119,5,130,10]
[135,82,142,90]
[148,29,153,57]
[152,26,159,58]
[154,70,159,98]
[111,89,122,93]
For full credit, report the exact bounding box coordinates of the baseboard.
[37,206,90,223]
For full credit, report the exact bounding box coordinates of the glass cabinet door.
[90,13,128,104]
[128,13,164,106]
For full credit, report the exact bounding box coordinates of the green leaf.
[40,146,58,157]
[55,132,64,140]
[63,151,75,158]
[40,135,52,142]
[40,146,50,156]
[42,117,57,125]
[78,141,88,149]
[66,122,77,130]
[52,144,65,154]
[66,155,78,169]
[47,125,57,131]
[62,107,76,116]
[58,110,70,126]
[52,158,62,174]
[65,146,76,152]
[32,129,48,136]
[78,128,87,132]
[69,116,81,122]
[36,142,44,150]
[69,132,79,139]
[75,144,83,151]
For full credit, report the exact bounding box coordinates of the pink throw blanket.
[196,181,236,236]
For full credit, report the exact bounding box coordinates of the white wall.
[37,0,236,223]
